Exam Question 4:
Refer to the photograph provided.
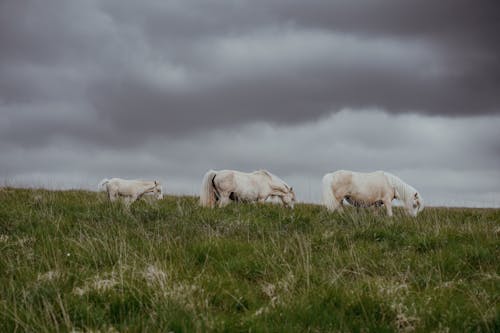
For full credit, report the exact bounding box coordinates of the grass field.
[0,188,498,332]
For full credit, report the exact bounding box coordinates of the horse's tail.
[98,178,109,191]
[322,173,336,211]
[200,170,217,207]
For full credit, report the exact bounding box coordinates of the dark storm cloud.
[1,0,500,208]
[1,0,499,147]
[96,0,500,115]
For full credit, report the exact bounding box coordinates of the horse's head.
[153,180,163,200]
[407,192,424,217]
[281,186,296,209]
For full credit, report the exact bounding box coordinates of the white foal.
[98,178,163,206]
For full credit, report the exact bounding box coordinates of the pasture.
[0,188,498,332]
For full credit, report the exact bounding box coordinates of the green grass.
[0,188,498,332]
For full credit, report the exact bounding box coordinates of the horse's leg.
[120,196,133,213]
[383,198,393,217]
[258,194,269,204]
[326,198,342,212]
[331,193,344,212]
[130,194,140,205]
[124,193,138,207]
[109,191,118,202]
[218,192,231,207]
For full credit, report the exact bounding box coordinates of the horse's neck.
[253,170,276,184]
[252,170,288,192]
[137,181,155,192]
[269,177,282,187]
[269,177,289,194]
[385,173,410,203]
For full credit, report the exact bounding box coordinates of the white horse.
[98,178,163,206]
[200,169,296,208]
[322,170,424,217]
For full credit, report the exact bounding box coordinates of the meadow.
[0,188,498,332]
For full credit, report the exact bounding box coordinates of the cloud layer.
[3,110,499,207]
[2,1,499,144]
[1,1,499,207]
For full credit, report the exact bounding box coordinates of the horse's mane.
[254,170,289,188]
[253,169,272,178]
[383,172,416,204]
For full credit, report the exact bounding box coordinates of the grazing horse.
[98,178,163,206]
[200,169,296,208]
[322,170,424,217]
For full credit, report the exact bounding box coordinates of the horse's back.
[107,178,148,194]
[330,170,391,198]
[348,171,388,189]
[212,170,237,190]
[108,178,132,188]
[330,170,353,187]
[217,170,263,184]
[106,178,129,192]
[108,177,131,184]
[217,170,244,178]
[214,169,272,198]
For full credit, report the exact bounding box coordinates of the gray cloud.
[2,110,499,207]
[1,1,499,207]
[1,0,499,149]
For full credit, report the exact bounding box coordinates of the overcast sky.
[1,0,499,207]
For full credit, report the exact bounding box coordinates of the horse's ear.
[290,187,293,192]
[155,180,158,185]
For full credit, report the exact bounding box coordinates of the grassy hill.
[0,188,498,332]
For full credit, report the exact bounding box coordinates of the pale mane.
[253,169,272,178]
[254,170,289,188]
[383,172,416,204]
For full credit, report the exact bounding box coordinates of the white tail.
[98,178,109,191]
[322,173,336,211]
[200,170,217,207]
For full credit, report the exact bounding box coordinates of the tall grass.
[0,188,498,332]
